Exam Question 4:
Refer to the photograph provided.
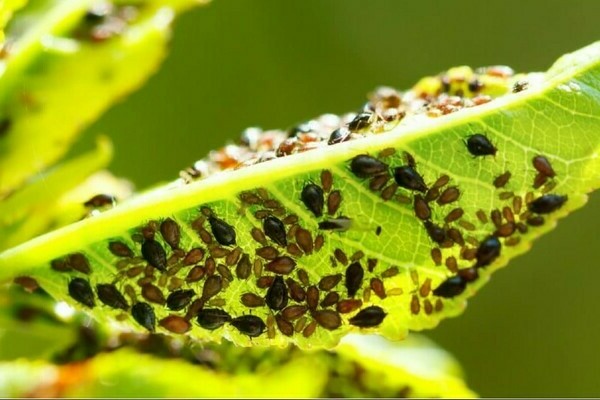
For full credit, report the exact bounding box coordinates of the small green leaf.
[0,42,599,349]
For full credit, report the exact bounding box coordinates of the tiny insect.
[141,239,167,272]
[166,289,195,311]
[263,215,287,247]
[345,262,364,297]
[208,216,237,246]
[68,278,95,308]
[432,276,467,298]
[301,183,324,217]
[318,217,353,231]
[465,133,497,156]
[96,283,128,310]
[328,127,351,145]
[532,155,556,178]
[348,306,387,328]
[197,308,231,330]
[83,193,116,209]
[528,194,567,214]
[350,155,389,178]
[131,302,156,332]
[265,276,288,310]
[393,166,428,193]
[475,236,502,268]
[230,315,266,337]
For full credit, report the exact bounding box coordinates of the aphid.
[381,266,399,278]
[68,278,95,308]
[96,284,128,310]
[431,248,442,265]
[301,183,324,217]
[256,246,279,260]
[410,295,420,314]
[375,226,382,236]
[205,257,216,275]
[345,262,364,297]
[306,286,320,310]
[257,276,274,289]
[381,184,398,201]
[208,215,236,246]
[533,155,556,178]
[437,186,460,205]
[250,227,267,245]
[108,241,134,258]
[424,221,446,244]
[425,187,440,202]
[461,247,477,261]
[241,293,265,307]
[444,208,464,223]
[432,276,467,298]
[240,191,261,205]
[312,310,342,330]
[253,259,263,278]
[321,170,333,192]
[457,267,479,282]
[350,250,364,262]
[533,173,548,189]
[348,111,374,132]
[542,180,557,193]
[393,166,427,193]
[475,236,502,267]
[141,239,167,272]
[513,80,529,92]
[319,274,343,291]
[160,218,181,249]
[275,314,294,336]
[327,190,342,215]
[265,256,296,275]
[166,289,195,311]
[433,175,450,189]
[13,276,39,293]
[283,214,299,225]
[445,256,458,272]
[263,216,287,246]
[295,228,313,254]
[230,315,266,337]
[282,305,307,321]
[493,171,512,188]
[458,220,476,231]
[50,259,71,272]
[350,155,389,178]
[320,291,340,308]
[287,243,303,257]
[490,209,502,228]
[465,133,497,156]
[197,227,213,244]
[447,228,465,246]
[131,302,155,332]
[211,247,230,259]
[183,248,204,265]
[297,269,310,286]
[494,222,515,237]
[513,196,523,214]
[202,275,222,300]
[196,308,231,330]
[370,175,390,191]
[414,195,431,220]
[528,194,568,214]
[527,215,545,226]
[141,284,166,304]
[318,217,352,231]
[334,248,348,265]
[84,193,115,208]
[302,320,317,338]
[370,278,386,299]
[505,237,521,246]
[328,127,351,145]
[476,209,488,224]
[67,253,91,274]
[160,315,191,334]
[349,306,386,328]
[419,278,432,297]
[266,276,288,310]
[286,278,306,302]
[336,299,362,314]
[235,254,252,279]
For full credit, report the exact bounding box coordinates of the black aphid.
[328,127,351,145]
[475,236,502,267]
[393,166,427,193]
[318,217,353,231]
[345,262,364,297]
[432,276,467,298]
[465,133,497,156]
[197,308,231,330]
[160,218,181,249]
[68,278,95,308]
[83,193,115,208]
[348,306,387,327]
[424,221,446,244]
[230,315,266,337]
[265,276,288,311]
[166,289,195,311]
[348,112,374,132]
[263,216,287,246]
[350,155,388,178]
[528,194,567,214]
[301,183,324,217]
[131,302,156,332]
[208,216,237,246]
[141,239,167,272]
[96,283,128,310]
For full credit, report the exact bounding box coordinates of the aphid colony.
[50,127,567,340]
[177,65,527,185]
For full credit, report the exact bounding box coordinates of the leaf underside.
[1,42,599,350]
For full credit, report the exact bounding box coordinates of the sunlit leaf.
[0,42,599,349]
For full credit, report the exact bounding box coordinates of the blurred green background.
[76,0,600,396]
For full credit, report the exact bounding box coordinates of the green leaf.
[0,0,203,199]
[0,334,475,397]
[0,0,27,42]
[0,41,599,349]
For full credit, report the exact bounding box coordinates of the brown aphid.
[297,269,310,286]
[350,251,365,262]
[205,257,216,276]
[513,196,523,214]
[294,316,307,333]
[226,247,242,266]
[265,256,296,275]
[254,210,270,220]
[458,220,476,231]
[13,276,39,293]
[461,247,477,261]
[202,275,222,300]
[495,222,516,237]
[159,218,180,250]
[217,265,233,282]
[419,278,432,297]
[457,267,479,282]
[542,180,557,193]
[414,195,431,220]
[327,190,342,215]
[490,209,503,228]
[381,184,398,201]
[395,194,412,204]
[264,199,282,209]
[431,248,442,265]
[321,170,333,192]
[370,174,390,191]
[432,174,450,189]
[445,208,464,223]
[286,278,306,302]
[197,228,213,244]
[287,224,299,240]
[320,291,340,308]
[525,192,534,204]
[516,222,528,234]
[312,310,342,330]
[67,253,91,274]
[234,254,251,280]
[256,246,279,260]
[533,172,548,189]
[141,223,157,240]
[302,320,317,338]
[447,228,465,246]
[437,186,460,205]
[183,248,204,266]
[282,305,307,321]
[533,155,556,178]
[108,241,134,258]
[337,299,363,314]
[381,266,399,278]
[367,258,378,273]
[314,234,325,252]
[275,314,294,337]
[241,293,265,307]
[253,259,263,278]
[435,299,444,312]
[410,295,420,315]
[424,220,446,244]
[250,227,267,245]
[503,206,515,222]
[424,187,440,202]
[295,228,313,254]
[370,278,386,299]
[440,238,454,248]
[158,273,169,288]
[527,215,545,226]
[423,299,433,315]
[499,191,514,200]
[137,277,153,287]
[168,277,185,292]
[141,284,165,305]
[334,248,348,265]
[50,259,71,272]
[363,287,372,302]
[319,274,343,291]
[207,298,226,307]
[141,240,167,272]
[257,276,274,289]
[306,286,320,310]
[493,171,512,188]
[286,243,303,257]
[97,284,129,310]
[445,256,458,272]
[476,209,488,224]
[84,193,115,208]
[240,191,261,205]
